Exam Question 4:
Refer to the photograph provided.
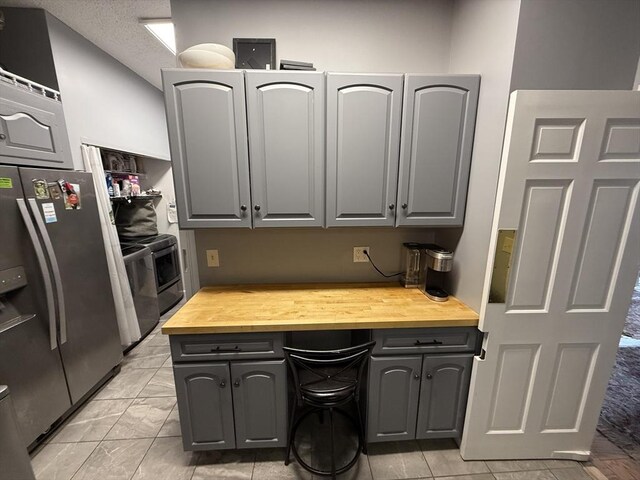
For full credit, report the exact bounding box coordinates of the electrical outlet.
[353,246,370,263]
[206,249,220,267]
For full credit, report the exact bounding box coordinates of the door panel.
[0,83,72,169]
[173,363,235,450]
[461,91,640,460]
[416,354,472,439]
[162,70,251,228]
[0,166,71,447]
[231,360,287,448]
[326,73,403,227]
[367,355,421,443]
[396,75,479,226]
[19,168,122,403]
[246,72,325,227]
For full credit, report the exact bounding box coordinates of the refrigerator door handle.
[27,198,67,345]
[16,199,58,350]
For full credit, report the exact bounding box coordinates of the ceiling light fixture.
[140,18,176,54]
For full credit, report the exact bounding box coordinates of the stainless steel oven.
[121,234,183,315]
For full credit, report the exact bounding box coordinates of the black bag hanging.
[114,199,158,237]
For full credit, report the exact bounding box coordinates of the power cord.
[363,250,404,278]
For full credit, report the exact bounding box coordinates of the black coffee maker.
[418,244,454,302]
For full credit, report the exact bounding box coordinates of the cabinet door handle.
[388,203,395,210]
[219,380,226,388]
[0,133,6,140]
[426,374,433,380]
[234,379,240,387]
[254,205,261,211]
[240,205,247,212]
[210,345,241,353]
[413,372,420,380]
[414,339,443,346]
[402,203,408,209]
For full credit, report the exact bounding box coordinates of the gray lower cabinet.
[367,327,477,442]
[367,356,422,443]
[231,360,287,448]
[395,75,480,226]
[245,71,325,227]
[173,359,287,451]
[162,69,252,228]
[0,81,72,169]
[415,354,473,439]
[326,73,404,227]
[174,363,235,450]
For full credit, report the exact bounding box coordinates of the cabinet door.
[162,69,251,228]
[416,354,472,440]
[245,72,325,227]
[367,355,422,443]
[173,363,235,450]
[326,73,403,227]
[0,83,72,169]
[396,75,479,226]
[231,359,287,448]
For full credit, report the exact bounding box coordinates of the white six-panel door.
[461,90,640,460]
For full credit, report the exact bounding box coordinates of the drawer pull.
[413,373,420,380]
[234,379,241,387]
[210,345,241,353]
[426,374,433,380]
[414,339,443,346]
[219,380,226,388]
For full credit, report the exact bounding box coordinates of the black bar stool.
[283,341,376,479]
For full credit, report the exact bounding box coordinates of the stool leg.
[285,403,298,466]
[329,407,336,480]
[354,399,367,455]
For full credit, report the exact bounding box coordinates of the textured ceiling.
[0,0,175,88]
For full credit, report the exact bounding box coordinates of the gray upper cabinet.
[326,73,404,227]
[415,354,473,440]
[0,82,72,169]
[173,363,236,450]
[162,69,251,228]
[245,72,325,227]
[367,355,421,443]
[396,75,479,226]
[231,360,287,448]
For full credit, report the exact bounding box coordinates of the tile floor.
[30,306,639,480]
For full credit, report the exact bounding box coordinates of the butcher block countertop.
[161,283,479,335]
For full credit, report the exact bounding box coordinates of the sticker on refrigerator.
[42,202,57,223]
[33,179,50,199]
[58,180,81,210]
[0,177,13,189]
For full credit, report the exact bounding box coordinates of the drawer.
[170,332,284,362]
[372,327,479,355]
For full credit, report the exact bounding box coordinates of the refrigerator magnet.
[42,202,57,223]
[33,179,50,199]
[48,182,62,200]
[0,177,13,189]
[61,181,81,210]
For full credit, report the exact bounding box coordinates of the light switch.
[206,249,220,267]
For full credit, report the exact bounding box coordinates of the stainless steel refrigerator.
[0,165,122,448]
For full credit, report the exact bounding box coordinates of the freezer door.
[0,165,71,447]
[19,167,122,403]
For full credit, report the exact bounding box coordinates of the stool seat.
[283,341,376,479]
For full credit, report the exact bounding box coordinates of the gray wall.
[45,13,170,170]
[434,0,521,313]
[0,7,58,90]
[171,0,453,73]
[196,228,435,285]
[510,0,640,91]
